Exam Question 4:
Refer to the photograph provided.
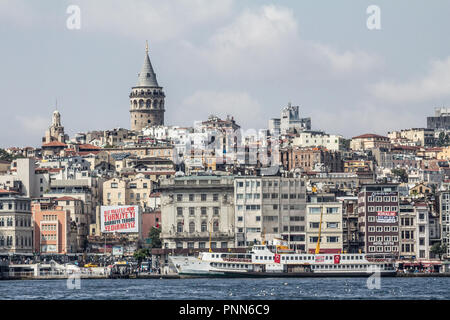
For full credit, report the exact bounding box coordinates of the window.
[201,207,207,215]
[189,194,194,201]
[201,194,207,201]
[213,207,220,215]
[177,207,183,216]
[189,222,195,233]
[177,194,183,202]
[177,222,183,233]
[213,194,219,201]
[189,207,195,216]
[201,222,207,232]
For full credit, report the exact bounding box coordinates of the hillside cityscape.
[1,42,450,278]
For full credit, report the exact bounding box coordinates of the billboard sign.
[101,206,139,233]
[376,211,397,223]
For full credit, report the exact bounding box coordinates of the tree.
[148,226,162,249]
[430,243,447,260]
[391,168,408,183]
[133,248,150,266]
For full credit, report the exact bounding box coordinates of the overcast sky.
[1,0,450,148]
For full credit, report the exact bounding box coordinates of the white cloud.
[311,43,381,74]
[78,0,233,41]
[175,90,265,129]
[370,56,450,103]
[185,5,380,77]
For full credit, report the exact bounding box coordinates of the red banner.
[274,254,281,264]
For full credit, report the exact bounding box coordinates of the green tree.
[391,168,408,182]
[430,243,447,260]
[148,226,162,249]
[133,248,150,266]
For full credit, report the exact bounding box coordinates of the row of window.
[368,206,398,212]
[309,222,340,229]
[368,226,398,232]
[177,207,220,216]
[308,207,340,214]
[41,234,57,241]
[367,195,398,203]
[174,241,229,249]
[0,217,31,227]
[369,236,398,242]
[236,180,304,188]
[309,236,340,243]
[368,246,398,252]
[0,235,32,247]
[0,202,30,211]
[176,221,219,233]
[176,194,220,202]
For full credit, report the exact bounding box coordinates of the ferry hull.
[178,270,397,278]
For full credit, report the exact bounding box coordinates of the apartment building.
[103,176,153,208]
[399,202,417,259]
[32,202,76,254]
[306,193,343,254]
[234,176,307,251]
[358,184,400,256]
[159,175,235,250]
[0,190,33,254]
[415,202,431,260]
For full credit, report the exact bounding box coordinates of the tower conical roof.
[136,41,159,87]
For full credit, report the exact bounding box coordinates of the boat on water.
[169,240,397,278]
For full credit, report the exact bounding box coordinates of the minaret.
[129,41,165,131]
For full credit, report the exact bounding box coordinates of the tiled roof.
[42,141,67,147]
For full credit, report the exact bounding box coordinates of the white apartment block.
[292,131,344,151]
[234,176,307,251]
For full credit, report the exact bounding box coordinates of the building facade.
[234,177,307,251]
[160,176,235,250]
[358,184,400,256]
[0,191,33,254]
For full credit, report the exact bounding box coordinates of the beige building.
[103,176,153,208]
[159,175,235,250]
[54,196,87,251]
[388,128,435,147]
[306,198,343,254]
[350,134,391,151]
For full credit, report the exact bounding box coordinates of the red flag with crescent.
[334,255,341,264]
[274,254,281,263]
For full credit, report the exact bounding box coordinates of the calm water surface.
[0,278,449,300]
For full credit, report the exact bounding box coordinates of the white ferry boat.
[169,242,396,278]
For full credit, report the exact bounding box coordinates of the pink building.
[32,202,72,254]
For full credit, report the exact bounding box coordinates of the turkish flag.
[334,255,341,264]
[274,254,281,264]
